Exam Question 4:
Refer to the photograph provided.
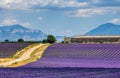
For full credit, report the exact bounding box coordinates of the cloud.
[67,7,120,17]
[1,19,18,25]
[0,0,120,18]
[21,23,31,27]
[0,0,89,10]
[109,18,120,24]
[0,0,120,11]
[50,0,88,8]
[0,18,31,27]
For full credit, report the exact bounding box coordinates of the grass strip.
[8,44,50,67]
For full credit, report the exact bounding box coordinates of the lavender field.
[23,44,120,68]
[0,68,120,78]
[0,43,32,58]
[0,43,120,78]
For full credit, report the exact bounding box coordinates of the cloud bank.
[67,7,120,17]
[0,18,31,27]
[0,0,120,17]
[109,18,120,24]
[0,0,88,10]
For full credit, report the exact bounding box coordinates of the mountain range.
[0,24,64,42]
[0,23,120,41]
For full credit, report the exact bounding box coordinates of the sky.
[0,0,120,36]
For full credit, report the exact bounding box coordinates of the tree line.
[4,35,56,44]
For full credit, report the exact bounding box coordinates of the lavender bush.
[0,43,32,58]
[0,68,120,78]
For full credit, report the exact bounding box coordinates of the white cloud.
[109,18,120,24]
[0,18,31,27]
[0,0,27,10]
[67,7,120,17]
[0,0,88,10]
[21,23,31,27]
[51,0,88,8]
[1,19,18,25]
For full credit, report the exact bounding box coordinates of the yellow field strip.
[0,44,38,63]
[0,43,50,67]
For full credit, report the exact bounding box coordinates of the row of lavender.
[0,68,120,78]
[23,44,120,68]
[0,43,32,58]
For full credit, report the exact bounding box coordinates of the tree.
[47,35,56,44]
[42,39,48,43]
[18,38,24,43]
[4,39,9,43]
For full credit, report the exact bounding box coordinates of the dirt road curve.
[0,44,44,67]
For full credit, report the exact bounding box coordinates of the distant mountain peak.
[0,24,28,30]
[0,24,47,41]
[99,23,119,27]
[11,24,28,29]
[102,23,114,25]
[85,23,120,35]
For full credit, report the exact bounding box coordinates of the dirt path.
[0,44,44,67]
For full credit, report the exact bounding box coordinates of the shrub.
[18,38,24,43]
[4,39,9,43]
[47,35,56,44]
[42,39,48,43]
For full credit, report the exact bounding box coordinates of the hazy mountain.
[0,24,47,41]
[85,23,120,35]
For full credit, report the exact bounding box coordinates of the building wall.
[64,37,71,43]
[64,36,120,44]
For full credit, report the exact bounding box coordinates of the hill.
[0,24,47,41]
[85,23,120,35]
